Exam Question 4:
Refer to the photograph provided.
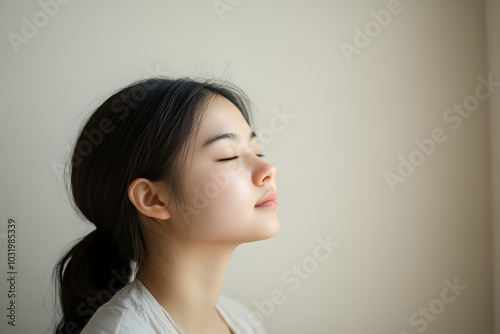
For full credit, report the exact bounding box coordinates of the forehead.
[195,95,252,149]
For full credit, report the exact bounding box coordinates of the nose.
[253,159,277,185]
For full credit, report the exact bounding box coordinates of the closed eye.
[218,156,239,162]
[218,154,265,162]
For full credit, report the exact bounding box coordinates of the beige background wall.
[0,0,496,333]
[486,0,500,333]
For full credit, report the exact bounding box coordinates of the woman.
[53,76,279,334]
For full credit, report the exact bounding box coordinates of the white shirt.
[80,279,267,334]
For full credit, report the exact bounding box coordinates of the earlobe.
[128,178,171,220]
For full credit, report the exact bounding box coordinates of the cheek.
[185,166,253,230]
[209,175,250,222]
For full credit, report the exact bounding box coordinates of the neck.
[137,239,238,333]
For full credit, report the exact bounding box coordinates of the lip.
[255,190,278,208]
[255,200,278,208]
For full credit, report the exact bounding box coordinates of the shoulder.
[217,293,268,334]
[80,280,164,334]
[80,303,148,334]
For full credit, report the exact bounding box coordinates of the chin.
[249,217,280,242]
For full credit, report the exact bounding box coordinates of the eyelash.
[219,154,265,162]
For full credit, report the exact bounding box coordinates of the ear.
[128,178,171,220]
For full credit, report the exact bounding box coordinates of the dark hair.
[51,76,254,334]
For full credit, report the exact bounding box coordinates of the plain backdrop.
[0,0,498,333]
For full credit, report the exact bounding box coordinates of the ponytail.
[54,229,133,334]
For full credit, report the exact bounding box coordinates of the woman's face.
[169,94,279,244]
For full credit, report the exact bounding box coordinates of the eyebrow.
[202,131,257,148]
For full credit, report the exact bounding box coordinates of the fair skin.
[127,94,279,334]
